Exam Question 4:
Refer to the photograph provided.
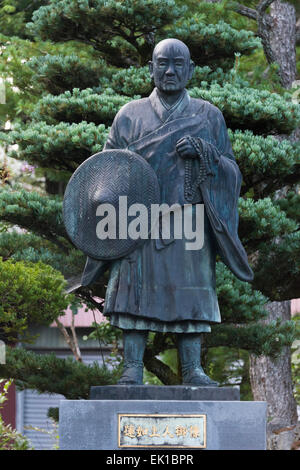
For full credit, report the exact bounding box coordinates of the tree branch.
[232,1,274,28]
[233,3,258,21]
[143,353,180,385]
[256,0,277,65]
[70,311,82,363]
[257,0,276,15]
[55,318,82,362]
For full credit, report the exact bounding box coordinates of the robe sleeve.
[104,112,124,150]
[211,107,235,161]
[198,107,241,233]
[197,107,236,178]
[205,107,242,234]
[81,257,110,286]
[104,103,135,150]
[198,107,253,281]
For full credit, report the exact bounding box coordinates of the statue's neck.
[156,88,185,109]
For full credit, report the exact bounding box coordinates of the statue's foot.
[117,365,143,385]
[182,367,219,387]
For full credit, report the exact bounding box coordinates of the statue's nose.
[165,64,175,75]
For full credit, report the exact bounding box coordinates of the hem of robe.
[106,312,212,333]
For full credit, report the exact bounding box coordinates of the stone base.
[59,398,267,450]
[90,385,240,401]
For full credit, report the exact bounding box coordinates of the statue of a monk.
[80,38,253,386]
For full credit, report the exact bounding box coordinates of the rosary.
[184,136,211,202]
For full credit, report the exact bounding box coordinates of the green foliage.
[26,0,185,65]
[2,121,108,171]
[47,407,59,423]
[0,30,112,124]
[0,1,27,37]
[0,0,48,38]
[0,33,45,123]
[238,197,298,250]
[190,84,300,134]
[28,54,111,95]
[84,321,123,367]
[0,33,103,125]
[276,191,300,224]
[0,230,85,278]
[238,49,284,94]
[0,379,32,450]
[163,16,261,69]
[204,347,252,400]
[110,64,246,97]
[0,187,66,243]
[189,0,251,31]
[0,230,56,259]
[32,88,136,126]
[0,346,119,399]
[110,66,153,97]
[215,263,268,323]
[230,130,300,196]
[86,320,122,345]
[189,65,249,88]
[253,232,300,301]
[207,319,297,357]
[0,258,73,342]
[5,85,299,176]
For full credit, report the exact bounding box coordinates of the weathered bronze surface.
[63,149,160,260]
[65,38,253,386]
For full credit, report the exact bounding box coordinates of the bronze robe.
[81,88,253,333]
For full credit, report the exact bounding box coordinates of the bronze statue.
[65,38,253,387]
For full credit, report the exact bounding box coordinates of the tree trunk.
[55,318,82,362]
[268,1,297,88]
[249,301,298,426]
[234,0,297,89]
[296,19,300,46]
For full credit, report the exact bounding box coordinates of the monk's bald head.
[149,38,194,95]
[152,39,191,63]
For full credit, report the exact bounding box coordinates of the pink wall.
[0,381,16,428]
[291,298,300,317]
[50,298,107,328]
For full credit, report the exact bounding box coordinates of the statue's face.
[149,40,194,94]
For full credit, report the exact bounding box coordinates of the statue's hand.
[176,136,198,159]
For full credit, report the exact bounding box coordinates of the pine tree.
[0,0,299,395]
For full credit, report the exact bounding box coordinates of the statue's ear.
[188,60,195,81]
[149,61,154,79]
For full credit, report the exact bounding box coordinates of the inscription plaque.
[118,414,206,448]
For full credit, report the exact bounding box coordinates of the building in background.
[1,304,111,450]
[1,299,299,450]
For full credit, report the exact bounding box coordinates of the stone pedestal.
[59,386,267,450]
[89,384,240,401]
